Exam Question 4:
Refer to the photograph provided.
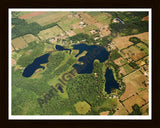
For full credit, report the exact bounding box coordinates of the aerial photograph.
[10,9,150,118]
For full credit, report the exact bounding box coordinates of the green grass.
[136,43,148,54]
[73,28,84,34]
[123,64,134,74]
[94,13,111,25]
[74,101,91,114]
[86,12,102,17]
[83,24,98,35]
[12,11,34,18]
[119,58,127,65]
[25,12,71,26]
[57,17,80,31]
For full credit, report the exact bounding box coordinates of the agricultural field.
[25,12,71,26]
[12,11,34,18]
[122,46,146,61]
[74,101,91,114]
[12,37,28,50]
[113,57,127,66]
[123,94,146,113]
[92,13,111,25]
[119,64,134,76]
[82,24,98,35]
[19,12,47,19]
[22,34,39,44]
[57,16,80,32]
[134,32,149,45]
[120,70,148,101]
[38,26,63,40]
[114,99,128,115]
[113,36,134,50]
[140,103,149,115]
[136,42,148,54]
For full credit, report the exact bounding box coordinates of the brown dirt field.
[114,99,128,115]
[12,37,28,50]
[113,36,133,50]
[119,67,126,75]
[114,57,125,66]
[122,46,146,61]
[138,89,149,102]
[140,103,149,115]
[135,32,149,45]
[142,15,149,21]
[136,60,146,67]
[100,111,110,115]
[113,32,149,50]
[123,94,146,113]
[120,70,148,101]
[120,81,137,101]
[19,12,47,19]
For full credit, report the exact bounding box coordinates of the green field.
[25,12,71,26]
[57,17,80,31]
[12,11,33,18]
[38,26,63,40]
[93,13,111,25]
[123,64,134,74]
[86,12,102,17]
[82,24,98,35]
[74,101,91,114]
[136,43,148,54]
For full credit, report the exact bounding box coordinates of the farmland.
[23,34,39,44]
[120,70,148,101]
[122,46,146,61]
[119,64,134,76]
[11,11,150,116]
[25,12,71,26]
[38,26,63,40]
[12,37,28,50]
[57,16,80,31]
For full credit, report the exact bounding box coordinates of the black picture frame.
[0,0,159,128]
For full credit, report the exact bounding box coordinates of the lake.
[22,53,50,77]
[72,44,110,74]
[55,45,71,54]
[104,68,119,94]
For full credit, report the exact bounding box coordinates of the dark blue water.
[56,45,71,54]
[72,44,109,74]
[104,68,119,94]
[116,18,123,24]
[22,53,50,77]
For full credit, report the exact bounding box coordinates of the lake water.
[72,44,110,74]
[56,45,71,54]
[116,18,123,24]
[104,68,119,94]
[22,53,50,77]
